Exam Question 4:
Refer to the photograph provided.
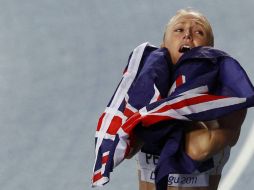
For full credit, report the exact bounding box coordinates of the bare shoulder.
[217,109,247,146]
[218,109,247,129]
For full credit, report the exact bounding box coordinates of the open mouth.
[179,45,192,53]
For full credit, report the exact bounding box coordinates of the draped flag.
[91,42,254,188]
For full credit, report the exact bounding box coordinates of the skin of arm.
[185,109,247,161]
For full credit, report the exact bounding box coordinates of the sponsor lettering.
[145,154,159,165]
[168,175,198,185]
[150,171,155,180]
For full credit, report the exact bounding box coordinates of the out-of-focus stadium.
[0,1,253,190]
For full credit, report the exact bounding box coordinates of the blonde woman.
[133,8,247,190]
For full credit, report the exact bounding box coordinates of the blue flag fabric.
[92,42,254,189]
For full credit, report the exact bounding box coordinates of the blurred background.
[0,0,253,190]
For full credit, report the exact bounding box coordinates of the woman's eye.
[174,28,183,32]
[195,30,204,36]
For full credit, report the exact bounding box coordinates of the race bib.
[137,152,209,187]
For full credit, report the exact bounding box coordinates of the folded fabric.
[91,42,254,189]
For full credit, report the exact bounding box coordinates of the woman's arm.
[185,109,247,161]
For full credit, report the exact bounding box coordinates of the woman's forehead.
[171,15,207,28]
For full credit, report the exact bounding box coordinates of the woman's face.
[162,14,211,64]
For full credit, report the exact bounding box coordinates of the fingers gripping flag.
[92,43,254,187]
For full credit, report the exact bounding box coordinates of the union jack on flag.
[91,42,254,187]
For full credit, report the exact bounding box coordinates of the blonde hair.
[163,8,214,46]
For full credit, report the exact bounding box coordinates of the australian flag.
[91,42,254,189]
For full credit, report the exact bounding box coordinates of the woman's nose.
[183,31,192,40]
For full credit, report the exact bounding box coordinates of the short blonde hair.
[163,8,214,46]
